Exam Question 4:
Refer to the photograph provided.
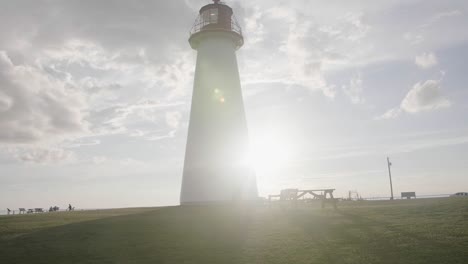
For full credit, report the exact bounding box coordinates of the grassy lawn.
[0,198,467,263]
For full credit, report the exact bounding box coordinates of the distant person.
[68,204,73,211]
[7,208,11,215]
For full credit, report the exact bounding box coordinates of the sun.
[247,132,292,173]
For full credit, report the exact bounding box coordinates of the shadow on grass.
[0,205,255,264]
[283,209,393,264]
[337,210,468,263]
[2,203,467,264]
[287,208,468,264]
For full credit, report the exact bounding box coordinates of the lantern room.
[189,1,244,50]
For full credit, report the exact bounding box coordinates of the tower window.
[202,8,218,24]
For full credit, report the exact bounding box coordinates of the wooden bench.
[401,192,416,199]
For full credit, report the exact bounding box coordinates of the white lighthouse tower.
[181,0,257,204]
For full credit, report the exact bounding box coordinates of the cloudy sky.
[1,0,468,210]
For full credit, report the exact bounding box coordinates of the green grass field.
[1,198,467,264]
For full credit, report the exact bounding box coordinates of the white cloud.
[415,52,438,69]
[378,79,450,119]
[401,79,450,113]
[284,17,336,98]
[0,1,195,156]
[85,99,185,144]
[145,130,177,141]
[92,156,108,164]
[13,147,76,164]
[0,51,88,144]
[403,32,424,45]
[243,6,265,48]
[342,74,365,104]
[0,89,13,112]
[428,10,462,25]
[0,1,193,60]
[376,108,402,120]
[64,138,101,148]
[239,5,375,99]
[165,111,182,129]
[92,100,185,135]
[295,133,468,162]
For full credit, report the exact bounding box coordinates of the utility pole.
[387,157,394,200]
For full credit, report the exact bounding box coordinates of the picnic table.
[268,188,338,209]
[26,208,44,213]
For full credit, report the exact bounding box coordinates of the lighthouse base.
[180,166,257,205]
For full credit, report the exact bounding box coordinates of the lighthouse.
[180,0,257,204]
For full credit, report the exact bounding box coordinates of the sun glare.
[248,132,293,173]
